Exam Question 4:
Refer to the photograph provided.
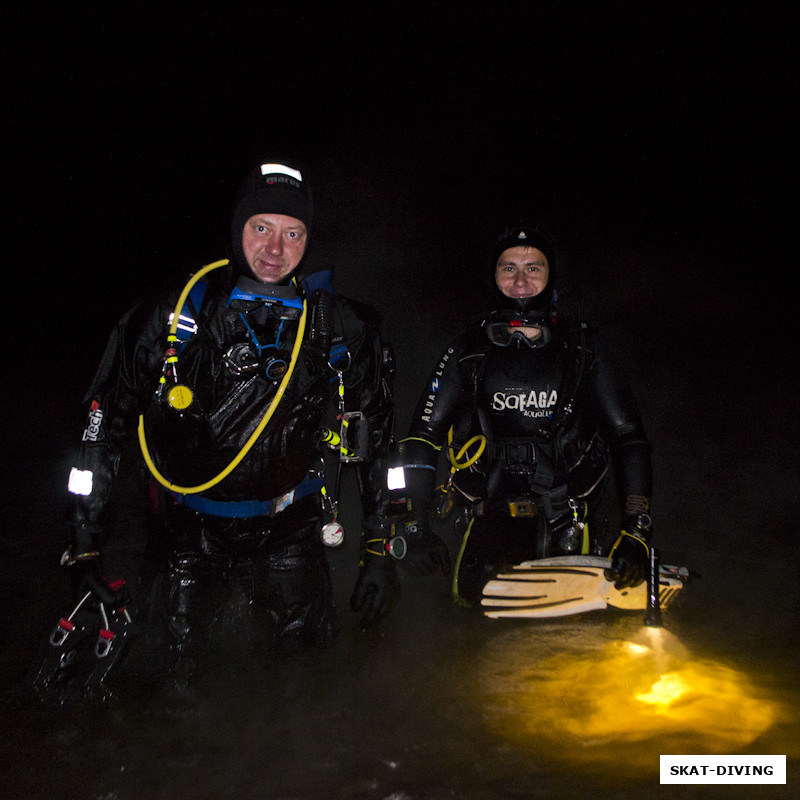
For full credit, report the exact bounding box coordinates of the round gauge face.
[321,521,345,548]
[388,536,406,559]
[167,384,194,410]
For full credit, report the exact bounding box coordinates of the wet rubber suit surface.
[68,264,394,661]
[403,315,651,603]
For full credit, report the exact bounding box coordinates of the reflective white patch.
[68,467,93,496]
[387,466,406,491]
[168,311,198,336]
[260,163,303,181]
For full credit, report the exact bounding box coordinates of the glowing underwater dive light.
[644,546,663,628]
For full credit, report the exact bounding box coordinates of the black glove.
[605,520,651,590]
[65,553,128,609]
[350,555,400,630]
[400,517,451,577]
[349,516,402,630]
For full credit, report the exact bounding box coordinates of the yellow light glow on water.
[636,671,691,707]
[479,622,791,773]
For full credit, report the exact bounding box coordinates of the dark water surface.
[2,572,797,800]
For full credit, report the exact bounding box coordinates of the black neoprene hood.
[490,224,557,318]
[229,162,314,276]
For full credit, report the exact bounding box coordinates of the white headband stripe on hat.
[260,163,303,182]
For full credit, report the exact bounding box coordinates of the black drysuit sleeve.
[66,298,168,556]
[588,336,652,507]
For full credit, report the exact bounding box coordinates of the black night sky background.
[2,4,799,797]
[6,3,795,368]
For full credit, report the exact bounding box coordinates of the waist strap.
[173,475,324,519]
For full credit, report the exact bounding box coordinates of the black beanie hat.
[229,162,314,274]
[490,225,557,317]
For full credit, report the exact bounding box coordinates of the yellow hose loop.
[138,260,308,495]
[446,426,486,472]
[169,259,230,336]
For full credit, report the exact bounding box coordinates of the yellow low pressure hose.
[447,428,486,471]
[137,259,308,494]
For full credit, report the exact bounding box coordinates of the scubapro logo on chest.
[492,389,558,416]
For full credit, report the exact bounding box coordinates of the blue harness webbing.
[174,280,209,351]
[172,474,324,519]
[174,271,340,350]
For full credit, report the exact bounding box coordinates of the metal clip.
[95,628,115,658]
[48,591,91,647]
[559,498,587,552]
[49,618,75,648]
[94,604,114,658]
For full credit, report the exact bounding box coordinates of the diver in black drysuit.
[62,162,396,680]
[398,226,653,604]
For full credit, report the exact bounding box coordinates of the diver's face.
[495,246,550,299]
[241,213,307,283]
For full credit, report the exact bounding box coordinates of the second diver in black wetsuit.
[399,225,653,605]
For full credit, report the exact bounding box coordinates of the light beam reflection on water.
[477,615,792,773]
